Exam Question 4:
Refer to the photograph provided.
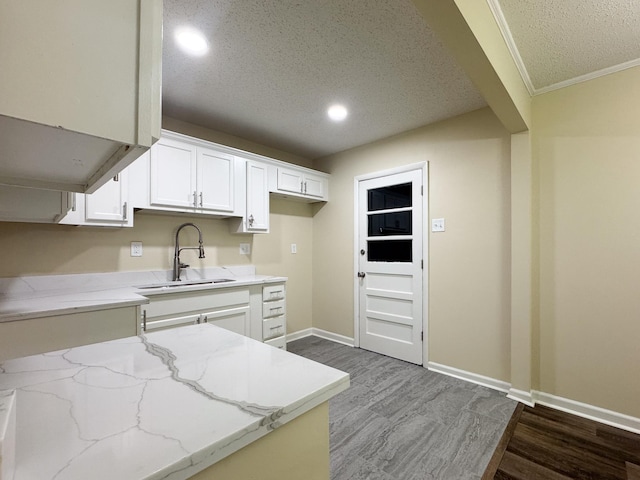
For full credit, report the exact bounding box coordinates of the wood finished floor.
[483,403,640,480]
[288,336,517,480]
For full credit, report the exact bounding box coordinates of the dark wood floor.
[483,403,640,480]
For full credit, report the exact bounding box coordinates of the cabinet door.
[197,147,234,212]
[303,173,325,199]
[246,160,269,232]
[277,167,304,195]
[150,137,197,208]
[202,305,250,336]
[0,185,70,223]
[85,171,130,223]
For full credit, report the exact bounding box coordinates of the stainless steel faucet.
[173,222,205,281]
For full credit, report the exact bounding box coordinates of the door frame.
[353,162,429,365]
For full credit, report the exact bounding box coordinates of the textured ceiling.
[162,0,487,159]
[162,1,640,159]
[493,0,640,93]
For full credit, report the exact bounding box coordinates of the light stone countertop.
[0,267,287,323]
[0,324,349,480]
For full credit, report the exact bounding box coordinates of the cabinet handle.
[113,174,119,182]
[199,192,203,207]
[248,214,254,226]
[71,193,77,212]
[203,316,208,323]
[193,191,198,207]
[122,202,128,221]
[141,310,147,332]
[304,181,307,194]
[300,181,303,193]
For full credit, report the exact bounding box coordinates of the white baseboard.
[534,391,640,435]
[286,328,355,347]
[286,328,313,343]
[427,361,510,393]
[507,388,535,407]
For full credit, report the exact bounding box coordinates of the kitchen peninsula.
[0,324,349,480]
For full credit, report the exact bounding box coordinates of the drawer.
[262,299,285,318]
[263,315,285,340]
[264,335,286,350]
[143,287,249,319]
[263,284,285,302]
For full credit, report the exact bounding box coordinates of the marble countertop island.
[0,324,349,480]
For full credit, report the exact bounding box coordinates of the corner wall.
[534,66,640,418]
[312,107,512,382]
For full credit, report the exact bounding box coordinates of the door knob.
[357,272,366,278]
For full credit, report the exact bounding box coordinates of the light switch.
[291,244,297,254]
[431,218,445,232]
[239,243,251,255]
[130,241,143,257]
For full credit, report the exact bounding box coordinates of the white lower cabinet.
[261,283,287,349]
[141,283,287,349]
[141,287,251,337]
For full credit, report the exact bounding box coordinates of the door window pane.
[368,183,411,211]
[368,211,412,236]
[367,240,412,262]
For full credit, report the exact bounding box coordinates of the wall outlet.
[291,243,297,254]
[431,218,445,232]
[130,241,143,257]
[239,243,251,255]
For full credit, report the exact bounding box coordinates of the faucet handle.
[179,262,190,269]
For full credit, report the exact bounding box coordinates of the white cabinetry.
[271,166,329,202]
[59,171,133,227]
[141,288,251,337]
[229,159,270,234]
[262,283,287,349]
[0,0,162,193]
[0,186,71,223]
[146,132,236,215]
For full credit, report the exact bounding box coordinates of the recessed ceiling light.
[175,27,209,56]
[327,104,348,122]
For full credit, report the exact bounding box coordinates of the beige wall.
[312,107,512,382]
[533,66,640,417]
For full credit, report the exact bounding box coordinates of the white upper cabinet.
[150,137,197,209]
[0,186,71,224]
[230,159,270,234]
[146,131,237,216]
[272,166,329,202]
[197,147,234,212]
[0,0,162,194]
[59,171,133,227]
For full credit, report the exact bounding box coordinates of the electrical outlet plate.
[431,218,445,232]
[239,243,250,255]
[130,241,143,257]
[291,243,297,254]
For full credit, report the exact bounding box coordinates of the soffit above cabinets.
[490,0,640,94]
[162,0,487,160]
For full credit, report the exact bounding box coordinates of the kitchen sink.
[137,279,235,290]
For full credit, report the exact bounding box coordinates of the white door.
[85,172,129,223]
[246,160,269,232]
[357,168,424,364]
[150,137,196,208]
[197,147,234,212]
[303,173,325,198]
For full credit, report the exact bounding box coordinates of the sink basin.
[136,279,235,290]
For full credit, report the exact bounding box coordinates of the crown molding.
[486,0,536,96]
